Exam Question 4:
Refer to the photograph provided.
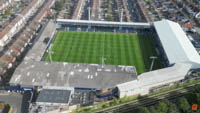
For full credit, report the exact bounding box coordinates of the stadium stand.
[118,19,200,97]
[117,63,192,97]
[154,19,200,68]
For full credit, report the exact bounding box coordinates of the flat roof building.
[36,89,72,106]
[9,60,137,89]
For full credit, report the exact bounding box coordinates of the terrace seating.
[95,27,114,32]
[115,28,121,33]
[88,28,95,32]
[69,26,77,31]
[59,27,66,31]
[81,26,88,31]
[128,28,134,33]
[58,24,151,34]
[120,28,128,33]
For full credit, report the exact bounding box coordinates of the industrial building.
[36,88,73,106]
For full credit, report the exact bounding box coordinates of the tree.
[19,1,24,7]
[154,100,168,113]
[167,102,179,113]
[134,107,150,113]
[113,98,119,104]
[176,97,190,113]
[149,106,160,113]
[5,9,11,16]
[2,104,10,113]
[107,15,114,21]
[187,85,200,104]
[55,1,63,12]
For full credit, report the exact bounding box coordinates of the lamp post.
[88,7,91,21]
[120,8,124,22]
[149,56,157,71]
[48,44,54,63]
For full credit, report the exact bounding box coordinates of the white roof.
[117,63,192,96]
[154,19,200,67]
[138,63,191,87]
[56,19,150,27]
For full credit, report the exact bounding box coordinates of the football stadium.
[44,31,162,74]
[9,19,200,99]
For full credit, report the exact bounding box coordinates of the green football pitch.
[44,31,163,74]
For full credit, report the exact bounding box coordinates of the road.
[0,92,23,113]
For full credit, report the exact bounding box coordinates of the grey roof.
[25,20,56,61]
[154,19,200,68]
[36,89,71,104]
[10,61,137,89]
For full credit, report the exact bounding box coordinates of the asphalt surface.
[0,92,22,113]
[0,92,30,113]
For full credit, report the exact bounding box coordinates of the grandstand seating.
[95,27,114,32]
[80,26,88,31]
[128,28,134,33]
[57,24,154,35]
[88,27,95,32]
[69,26,77,31]
[121,28,128,33]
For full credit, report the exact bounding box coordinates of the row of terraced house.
[0,0,45,48]
[0,0,14,12]
[0,0,55,76]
